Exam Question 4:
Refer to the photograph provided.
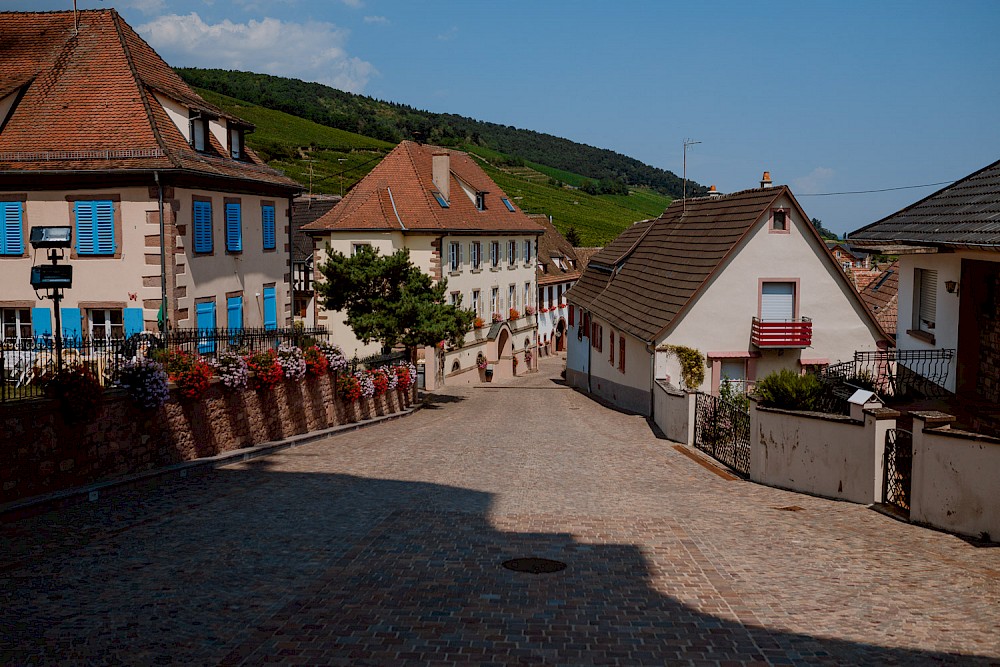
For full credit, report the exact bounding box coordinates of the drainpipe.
[154,171,167,331]
[586,312,592,393]
[646,341,656,418]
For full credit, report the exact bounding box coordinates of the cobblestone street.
[2,356,998,665]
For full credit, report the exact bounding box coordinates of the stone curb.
[0,395,427,524]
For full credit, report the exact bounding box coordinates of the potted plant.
[508,308,520,321]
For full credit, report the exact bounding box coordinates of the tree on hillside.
[564,226,582,247]
[315,246,475,351]
[810,217,839,241]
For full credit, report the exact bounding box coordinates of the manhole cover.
[502,557,567,574]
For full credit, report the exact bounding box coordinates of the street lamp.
[29,226,73,373]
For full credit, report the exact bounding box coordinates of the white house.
[531,215,581,357]
[302,141,544,387]
[567,173,888,415]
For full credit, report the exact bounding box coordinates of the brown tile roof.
[573,246,602,270]
[292,195,341,262]
[0,10,298,191]
[570,187,885,343]
[859,262,899,336]
[301,141,544,235]
[530,215,582,286]
[850,158,1000,249]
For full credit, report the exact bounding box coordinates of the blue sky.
[14,0,1000,235]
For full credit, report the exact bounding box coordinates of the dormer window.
[475,192,486,211]
[229,126,243,159]
[189,111,207,152]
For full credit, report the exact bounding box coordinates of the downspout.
[154,171,167,331]
[646,340,656,419]
[586,312,592,393]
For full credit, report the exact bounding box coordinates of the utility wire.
[798,180,955,197]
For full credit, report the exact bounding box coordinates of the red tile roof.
[859,262,899,336]
[0,10,298,190]
[301,141,544,234]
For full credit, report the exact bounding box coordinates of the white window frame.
[471,241,482,270]
[913,267,937,334]
[1,308,31,346]
[449,241,460,272]
[507,240,517,267]
[472,289,481,316]
[523,239,532,264]
[351,242,371,256]
[490,241,500,268]
[88,308,124,340]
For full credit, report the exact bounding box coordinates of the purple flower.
[118,357,170,409]
[213,351,249,390]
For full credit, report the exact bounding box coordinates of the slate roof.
[301,141,544,235]
[569,187,882,343]
[530,215,582,286]
[0,10,298,191]
[859,262,899,337]
[850,159,1000,249]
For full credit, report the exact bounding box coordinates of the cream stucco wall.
[154,93,190,143]
[659,192,883,393]
[172,188,290,330]
[582,313,653,414]
[442,234,537,317]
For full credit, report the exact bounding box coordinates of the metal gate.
[883,429,913,514]
[694,393,751,476]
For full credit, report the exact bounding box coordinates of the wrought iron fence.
[694,392,751,476]
[883,428,913,514]
[349,350,409,373]
[817,348,955,413]
[0,327,330,403]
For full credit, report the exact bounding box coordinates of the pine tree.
[565,226,582,247]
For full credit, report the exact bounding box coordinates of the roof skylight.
[432,191,449,208]
[501,198,515,212]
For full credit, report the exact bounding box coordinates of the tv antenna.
[683,139,701,212]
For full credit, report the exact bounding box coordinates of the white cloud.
[792,167,835,194]
[363,15,389,25]
[137,13,376,93]
[122,0,167,13]
[437,26,458,41]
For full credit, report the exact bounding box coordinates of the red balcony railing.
[751,317,812,348]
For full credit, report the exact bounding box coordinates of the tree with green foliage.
[316,246,474,351]
[810,217,839,241]
[564,226,582,247]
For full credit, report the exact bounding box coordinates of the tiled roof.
[531,215,581,286]
[573,246,602,270]
[859,262,899,336]
[850,159,1000,249]
[292,194,341,262]
[0,10,298,190]
[301,141,545,234]
[567,219,655,311]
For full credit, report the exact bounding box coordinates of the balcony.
[751,317,812,348]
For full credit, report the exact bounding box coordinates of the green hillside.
[178,68,705,199]
[197,88,670,246]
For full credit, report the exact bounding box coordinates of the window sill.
[448,270,461,277]
[490,267,501,272]
[906,328,936,345]
[471,268,483,274]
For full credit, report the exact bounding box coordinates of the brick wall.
[0,376,416,505]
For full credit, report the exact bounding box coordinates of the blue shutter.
[0,202,23,255]
[262,286,277,330]
[262,205,276,250]
[227,296,243,330]
[32,307,52,342]
[95,200,114,254]
[225,203,242,252]
[60,308,82,343]
[75,201,95,254]
[196,301,216,353]
[193,200,213,253]
[123,308,144,337]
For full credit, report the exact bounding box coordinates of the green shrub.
[661,345,704,390]
[754,369,824,411]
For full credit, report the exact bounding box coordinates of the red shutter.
[569,305,574,326]
[609,331,615,364]
[619,336,625,372]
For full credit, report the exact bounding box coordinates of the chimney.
[760,171,773,189]
[708,185,722,198]
[432,151,450,203]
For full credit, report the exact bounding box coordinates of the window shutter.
[1,202,23,255]
[75,202,95,254]
[31,307,52,341]
[619,336,625,372]
[760,282,795,321]
[227,296,243,330]
[263,286,277,330]
[262,205,276,250]
[609,331,615,364]
[196,302,216,353]
[569,305,574,326]
[95,201,115,254]
[918,269,937,330]
[194,201,212,252]
[60,308,82,341]
[123,308,144,337]
[225,203,242,252]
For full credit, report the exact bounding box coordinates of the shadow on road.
[1,462,993,665]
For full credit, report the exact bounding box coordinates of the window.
[193,199,212,253]
[0,201,24,256]
[225,202,242,253]
[449,242,461,272]
[262,285,277,330]
[475,192,486,210]
[760,282,796,321]
[450,291,460,306]
[548,286,554,307]
[75,200,115,255]
[508,284,517,312]
[720,359,748,395]
[227,295,243,330]
[491,287,499,316]
[261,204,276,250]
[471,241,482,270]
[189,113,207,152]
[913,268,937,334]
[471,289,481,316]
[1,308,31,344]
[490,241,500,268]
[524,283,531,311]
[432,191,449,208]
[501,198,515,212]
[352,243,371,256]
[523,239,531,263]
[619,336,626,372]
[89,309,124,340]
[771,209,788,232]
[229,127,243,159]
[591,322,603,352]
[507,240,516,267]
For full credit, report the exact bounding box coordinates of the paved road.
[2,356,999,665]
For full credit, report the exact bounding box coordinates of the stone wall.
[0,375,416,505]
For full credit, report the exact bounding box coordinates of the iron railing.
[0,327,330,403]
[883,428,913,514]
[819,349,955,409]
[349,350,409,373]
[694,392,751,476]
